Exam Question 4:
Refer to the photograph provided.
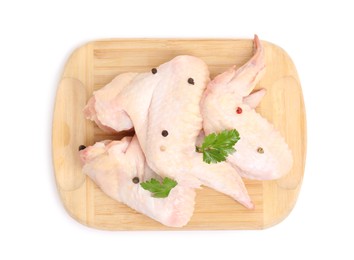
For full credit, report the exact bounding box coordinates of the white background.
[1,0,353,259]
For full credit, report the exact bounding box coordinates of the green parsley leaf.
[196,129,240,164]
[140,177,178,198]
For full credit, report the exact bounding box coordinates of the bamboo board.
[52,38,306,230]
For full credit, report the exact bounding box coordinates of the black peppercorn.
[188,78,194,85]
[78,145,86,151]
[132,177,140,184]
[161,130,168,137]
[151,68,157,74]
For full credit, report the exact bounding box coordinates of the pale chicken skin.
[79,136,196,228]
[201,35,293,180]
[84,73,137,133]
[84,55,253,209]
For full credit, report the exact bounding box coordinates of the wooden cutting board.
[52,38,306,230]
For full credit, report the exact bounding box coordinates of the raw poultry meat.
[84,72,137,133]
[84,55,253,208]
[201,35,293,180]
[79,136,196,227]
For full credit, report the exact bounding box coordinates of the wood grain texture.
[52,38,306,230]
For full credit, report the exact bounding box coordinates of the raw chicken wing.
[79,136,196,227]
[201,35,293,180]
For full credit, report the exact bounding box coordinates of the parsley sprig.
[140,177,178,198]
[196,129,240,164]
